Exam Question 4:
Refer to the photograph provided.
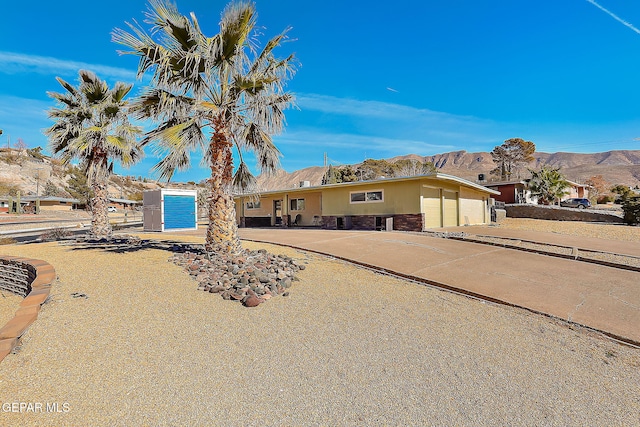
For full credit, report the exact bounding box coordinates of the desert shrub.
[127,191,143,202]
[27,147,46,160]
[597,194,614,204]
[0,180,21,196]
[622,197,640,225]
[39,227,73,241]
[0,237,17,245]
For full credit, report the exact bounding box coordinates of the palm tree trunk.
[90,179,113,239]
[206,117,241,254]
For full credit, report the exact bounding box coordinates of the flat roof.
[235,173,501,197]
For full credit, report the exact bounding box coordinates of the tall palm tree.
[113,0,296,254]
[528,166,569,205]
[46,70,143,239]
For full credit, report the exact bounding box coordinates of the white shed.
[143,189,198,232]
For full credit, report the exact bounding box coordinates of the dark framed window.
[290,198,305,211]
[350,190,384,204]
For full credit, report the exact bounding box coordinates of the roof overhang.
[234,173,501,198]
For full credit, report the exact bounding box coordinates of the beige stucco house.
[234,173,500,232]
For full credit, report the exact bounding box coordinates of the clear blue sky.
[2,0,640,182]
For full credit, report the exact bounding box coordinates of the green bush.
[622,197,640,225]
[597,194,614,204]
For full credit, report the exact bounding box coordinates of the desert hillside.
[0,148,166,199]
[3,147,640,197]
[256,150,640,190]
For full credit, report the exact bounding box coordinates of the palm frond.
[54,77,80,98]
[218,1,256,65]
[111,81,133,102]
[232,160,258,194]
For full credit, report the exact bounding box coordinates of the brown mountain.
[256,150,640,190]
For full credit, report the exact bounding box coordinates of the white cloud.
[297,93,493,126]
[291,93,507,157]
[0,51,137,81]
[277,130,456,154]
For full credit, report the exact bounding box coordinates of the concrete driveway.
[238,228,640,345]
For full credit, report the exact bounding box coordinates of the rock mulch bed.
[169,244,305,307]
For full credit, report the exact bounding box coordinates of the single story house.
[30,196,82,211]
[484,180,531,204]
[563,180,589,200]
[486,179,589,205]
[234,173,500,232]
[0,196,82,213]
[108,197,142,211]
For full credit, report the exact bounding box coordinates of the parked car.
[560,198,591,209]
[107,206,117,212]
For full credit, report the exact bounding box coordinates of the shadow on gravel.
[59,236,207,256]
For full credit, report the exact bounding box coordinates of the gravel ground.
[0,236,639,426]
[0,291,22,327]
[497,217,640,242]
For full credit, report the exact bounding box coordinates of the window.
[350,190,384,204]
[246,201,261,209]
[290,198,305,211]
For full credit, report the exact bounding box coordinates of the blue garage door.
[164,195,196,230]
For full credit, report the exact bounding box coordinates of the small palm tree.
[113,0,296,254]
[46,70,143,239]
[528,166,569,205]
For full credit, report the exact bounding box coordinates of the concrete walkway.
[238,228,640,345]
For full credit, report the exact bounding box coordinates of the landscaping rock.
[242,295,263,307]
[168,242,302,307]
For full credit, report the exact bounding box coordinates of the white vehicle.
[107,206,117,212]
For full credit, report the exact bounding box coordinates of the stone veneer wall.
[351,216,376,230]
[506,204,623,223]
[392,214,425,231]
[322,214,424,232]
[0,256,55,364]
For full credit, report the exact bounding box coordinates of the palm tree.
[113,0,296,254]
[528,166,569,205]
[46,70,143,239]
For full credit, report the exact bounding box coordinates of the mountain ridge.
[256,149,640,191]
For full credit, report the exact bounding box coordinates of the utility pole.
[35,168,43,197]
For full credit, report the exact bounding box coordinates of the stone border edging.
[0,256,55,363]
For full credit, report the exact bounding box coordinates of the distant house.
[485,179,589,204]
[234,173,500,231]
[484,180,532,204]
[108,197,141,211]
[563,180,589,200]
[21,196,82,212]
